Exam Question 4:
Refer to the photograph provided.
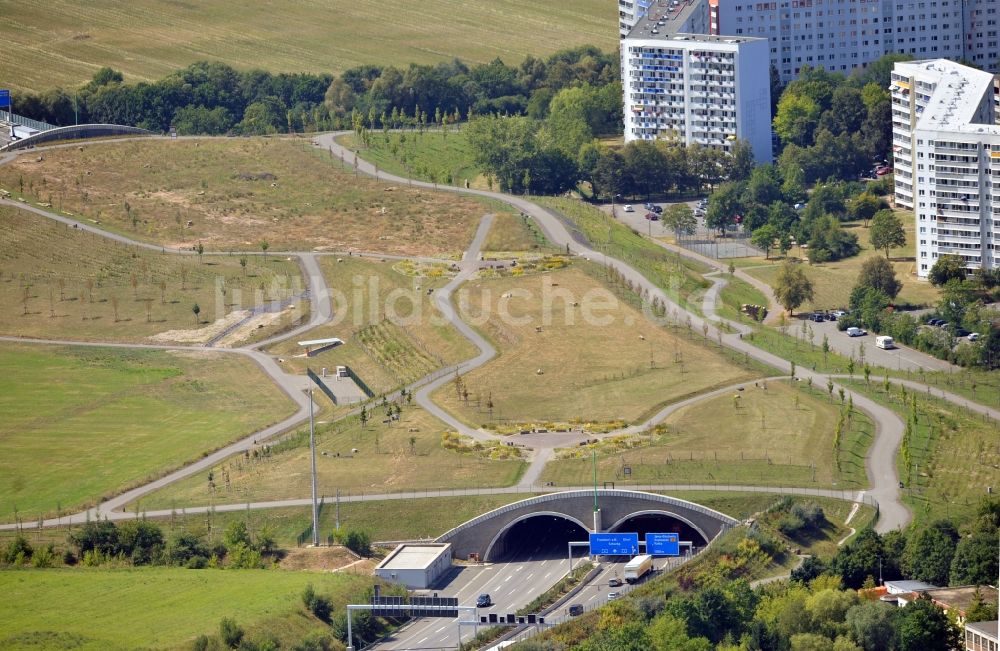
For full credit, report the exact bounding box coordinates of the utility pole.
[308,389,319,546]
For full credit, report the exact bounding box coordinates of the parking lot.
[610,200,762,259]
[789,313,956,373]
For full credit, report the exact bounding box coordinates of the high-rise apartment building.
[891,59,1000,278]
[624,0,1000,83]
[621,31,772,161]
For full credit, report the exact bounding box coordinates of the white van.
[846,327,867,337]
[875,335,895,349]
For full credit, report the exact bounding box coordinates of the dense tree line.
[11,46,619,136]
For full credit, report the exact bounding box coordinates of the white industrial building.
[374,543,452,589]
[621,31,773,162]
[890,59,1000,278]
[623,0,1000,83]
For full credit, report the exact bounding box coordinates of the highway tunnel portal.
[436,490,739,562]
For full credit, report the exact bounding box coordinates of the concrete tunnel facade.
[436,490,740,561]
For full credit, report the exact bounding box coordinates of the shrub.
[219,618,244,649]
[2,535,33,564]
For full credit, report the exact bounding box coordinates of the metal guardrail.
[1,111,56,132]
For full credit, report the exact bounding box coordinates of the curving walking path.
[6,133,992,535]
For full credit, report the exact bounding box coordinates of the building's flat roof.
[967,621,999,640]
[925,585,998,614]
[297,337,343,347]
[885,580,938,593]
[896,59,1000,136]
[377,544,450,571]
[625,30,765,46]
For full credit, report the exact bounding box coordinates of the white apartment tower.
[621,32,773,162]
[891,59,1000,278]
[625,0,1000,83]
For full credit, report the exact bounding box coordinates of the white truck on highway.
[623,554,653,583]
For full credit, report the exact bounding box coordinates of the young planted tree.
[195,241,205,264]
[240,256,248,277]
[192,302,201,324]
[260,241,269,261]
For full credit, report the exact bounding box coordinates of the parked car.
[809,313,826,323]
[955,327,970,337]
[652,204,663,214]
[876,166,893,176]
[825,313,837,321]
[645,212,660,221]
[927,318,943,326]
[832,309,849,317]
[968,332,980,342]
[846,327,867,337]
[623,204,634,212]
[477,594,492,608]
[644,202,655,211]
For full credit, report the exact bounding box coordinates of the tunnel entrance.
[608,511,709,547]
[485,513,590,563]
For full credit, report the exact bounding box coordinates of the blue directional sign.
[646,532,680,556]
[589,532,639,556]
[0,90,10,109]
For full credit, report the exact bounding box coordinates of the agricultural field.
[0,205,302,343]
[742,212,940,311]
[0,0,617,94]
[0,343,295,521]
[0,138,488,257]
[338,131,487,190]
[0,567,369,651]
[266,256,477,394]
[540,381,873,488]
[433,264,761,427]
[844,379,1000,527]
[138,404,526,510]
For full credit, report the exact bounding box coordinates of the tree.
[895,598,960,651]
[949,526,999,586]
[341,529,371,556]
[192,302,201,324]
[260,241,269,261]
[663,203,697,241]
[774,92,822,147]
[705,181,746,233]
[728,139,755,181]
[848,193,883,227]
[903,520,958,586]
[928,254,966,286]
[868,210,906,259]
[239,256,248,276]
[845,601,898,651]
[223,520,253,550]
[855,256,901,300]
[774,262,814,316]
[750,224,779,259]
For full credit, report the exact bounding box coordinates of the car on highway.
[608,592,621,600]
[846,327,867,337]
[608,577,623,587]
[477,594,492,608]
[568,604,584,616]
[623,204,634,212]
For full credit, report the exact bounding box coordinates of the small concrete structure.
[297,337,343,356]
[375,543,452,589]
[884,580,938,596]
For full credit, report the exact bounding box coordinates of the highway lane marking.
[435,625,448,633]
[416,637,429,645]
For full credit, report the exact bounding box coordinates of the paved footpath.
[6,133,993,534]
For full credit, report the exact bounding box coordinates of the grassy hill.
[0,567,369,650]
[0,0,617,94]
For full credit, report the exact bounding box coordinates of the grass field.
[267,256,477,394]
[483,211,554,254]
[717,275,770,323]
[0,343,295,521]
[433,264,760,427]
[0,205,303,343]
[540,381,873,488]
[0,0,617,94]
[843,379,999,528]
[0,138,488,257]
[743,213,940,311]
[0,567,369,650]
[138,404,527,510]
[535,196,712,311]
[339,131,487,189]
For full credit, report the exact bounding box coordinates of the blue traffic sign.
[646,532,680,556]
[589,532,639,556]
[0,90,10,109]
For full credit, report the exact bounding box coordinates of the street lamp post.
[308,389,319,546]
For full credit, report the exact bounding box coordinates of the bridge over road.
[436,490,740,561]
